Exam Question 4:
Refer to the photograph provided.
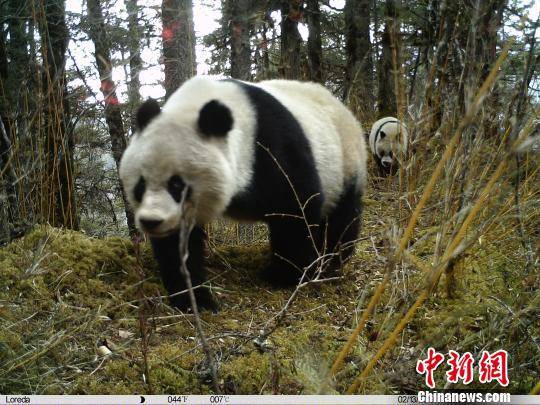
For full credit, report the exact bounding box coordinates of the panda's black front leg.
[264,216,321,287]
[150,226,217,312]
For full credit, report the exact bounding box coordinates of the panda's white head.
[369,117,408,174]
[119,94,236,237]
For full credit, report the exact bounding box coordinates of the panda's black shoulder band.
[198,100,234,137]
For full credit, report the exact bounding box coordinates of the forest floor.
[0,176,538,395]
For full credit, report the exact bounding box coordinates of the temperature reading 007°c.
[209,396,230,404]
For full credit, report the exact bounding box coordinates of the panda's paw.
[169,288,218,313]
[261,261,303,288]
[195,288,219,313]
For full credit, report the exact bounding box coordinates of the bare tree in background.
[253,10,275,80]
[162,0,196,99]
[306,0,322,83]
[377,0,399,117]
[477,0,506,139]
[225,0,253,80]
[0,0,26,232]
[126,0,143,135]
[39,0,78,229]
[280,0,303,79]
[87,0,136,236]
[344,0,373,113]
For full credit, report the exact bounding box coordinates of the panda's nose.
[381,157,393,168]
[140,218,163,231]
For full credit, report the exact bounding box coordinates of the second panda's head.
[119,96,235,237]
[369,117,408,175]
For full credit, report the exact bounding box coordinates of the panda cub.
[120,77,367,311]
[369,117,408,175]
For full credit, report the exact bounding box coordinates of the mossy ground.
[0,176,538,394]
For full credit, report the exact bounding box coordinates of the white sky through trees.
[66,0,330,104]
[65,0,539,110]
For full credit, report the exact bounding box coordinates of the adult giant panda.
[369,117,408,175]
[120,77,367,311]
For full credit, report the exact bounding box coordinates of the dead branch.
[177,188,221,393]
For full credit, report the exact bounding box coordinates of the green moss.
[72,359,146,394]
[220,351,272,394]
[0,213,537,395]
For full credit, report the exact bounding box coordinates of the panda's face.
[119,98,235,237]
[123,162,193,237]
[375,127,407,173]
[375,130,398,169]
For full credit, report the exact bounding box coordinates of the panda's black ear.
[136,98,161,131]
[198,100,233,137]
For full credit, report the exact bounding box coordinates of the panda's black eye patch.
[167,175,191,202]
[134,176,146,203]
[388,151,393,158]
[379,131,386,139]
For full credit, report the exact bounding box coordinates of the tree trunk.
[421,0,457,135]
[0,12,19,230]
[1,0,31,226]
[39,0,78,229]
[0,117,18,235]
[376,0,399,118]
[344,0,373,114]
[87,0,137,236]
[126,0,142,135]
[280,0,303,80]
[224,0,252,80]
[305,0,322,83]
[7,0,30,99]
[0,17,6,82]
[478,0,506,139]
[478,0,506,82]
[162,0,196,99]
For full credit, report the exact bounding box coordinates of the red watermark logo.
[478,350,509,386]
[416,348,509,388]
[416,347,445,389]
